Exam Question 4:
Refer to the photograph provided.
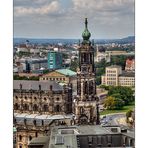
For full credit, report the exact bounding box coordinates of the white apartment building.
[101,65,122,86]
[119,72,135,87]
[101,65,135,87]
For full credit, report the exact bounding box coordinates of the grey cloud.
[14,0,134,38]
[14,0,61,16]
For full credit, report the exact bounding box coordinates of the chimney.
[19,83,22,90]
[39,84,41,90]
[50,85,53,91]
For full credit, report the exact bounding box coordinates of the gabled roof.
[41,69,76,77]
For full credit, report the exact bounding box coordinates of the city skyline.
[14,0,135,39]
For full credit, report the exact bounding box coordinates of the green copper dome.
[82,18,91,41]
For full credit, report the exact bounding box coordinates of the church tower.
[74,18,100,125]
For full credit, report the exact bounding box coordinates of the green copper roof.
[82,18,91,41]
[13,127,17,132]
[56,69,76,76]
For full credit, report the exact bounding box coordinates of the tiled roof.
[119,71,135,77]
[13,80,63,91]
[107,65,121,69]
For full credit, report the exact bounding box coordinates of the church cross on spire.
[85,18,88,29]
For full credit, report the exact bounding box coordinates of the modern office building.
[118,71,135,87]
[101,65,122,86]
[18,58,48,72]
[101,65,135,87]
[47,51,63,70]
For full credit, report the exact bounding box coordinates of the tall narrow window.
[56,105,60,112]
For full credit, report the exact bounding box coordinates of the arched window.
[43,105,48,112]
[55,105,60,112]
[15,96,18,99]
[19,135,22,141]
[56,97,59,101]
[24,104,28,111]
[33,104,38,111]
[29,136,32,141]
[25,96,27,100]
[44,97,47,101]
[34,97,37,101]
[14,103,19,110]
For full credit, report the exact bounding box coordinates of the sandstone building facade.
[14,80,72,115]
[13,80,73,148]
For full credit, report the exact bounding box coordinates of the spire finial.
[85,18,88,29]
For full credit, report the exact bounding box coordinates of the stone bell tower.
[74,18,100,125]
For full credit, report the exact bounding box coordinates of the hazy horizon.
[13,35,135,40]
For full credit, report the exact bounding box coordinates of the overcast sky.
[14,0,135,39]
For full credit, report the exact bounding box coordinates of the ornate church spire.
[75,18,100,125]
[82,18,91,43]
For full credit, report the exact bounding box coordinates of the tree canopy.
[108,86,134,105]
[104,96,125,110]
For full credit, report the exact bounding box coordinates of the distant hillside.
[14,36,135,45]
[95,36,135,44]
[119,36,135,43]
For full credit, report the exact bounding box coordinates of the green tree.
[108,86,134,105]
[13,75,39,81]
[96,76,101,85]
[43,69,49,74]
[113,98,125,109]
[126,109,133,119]
[104,96,116,110]
[62,53,69,59]
[126,109,133,123]
[99,85,109,90]
[104,96,125,110]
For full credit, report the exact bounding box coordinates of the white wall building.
[101,65,135,87]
